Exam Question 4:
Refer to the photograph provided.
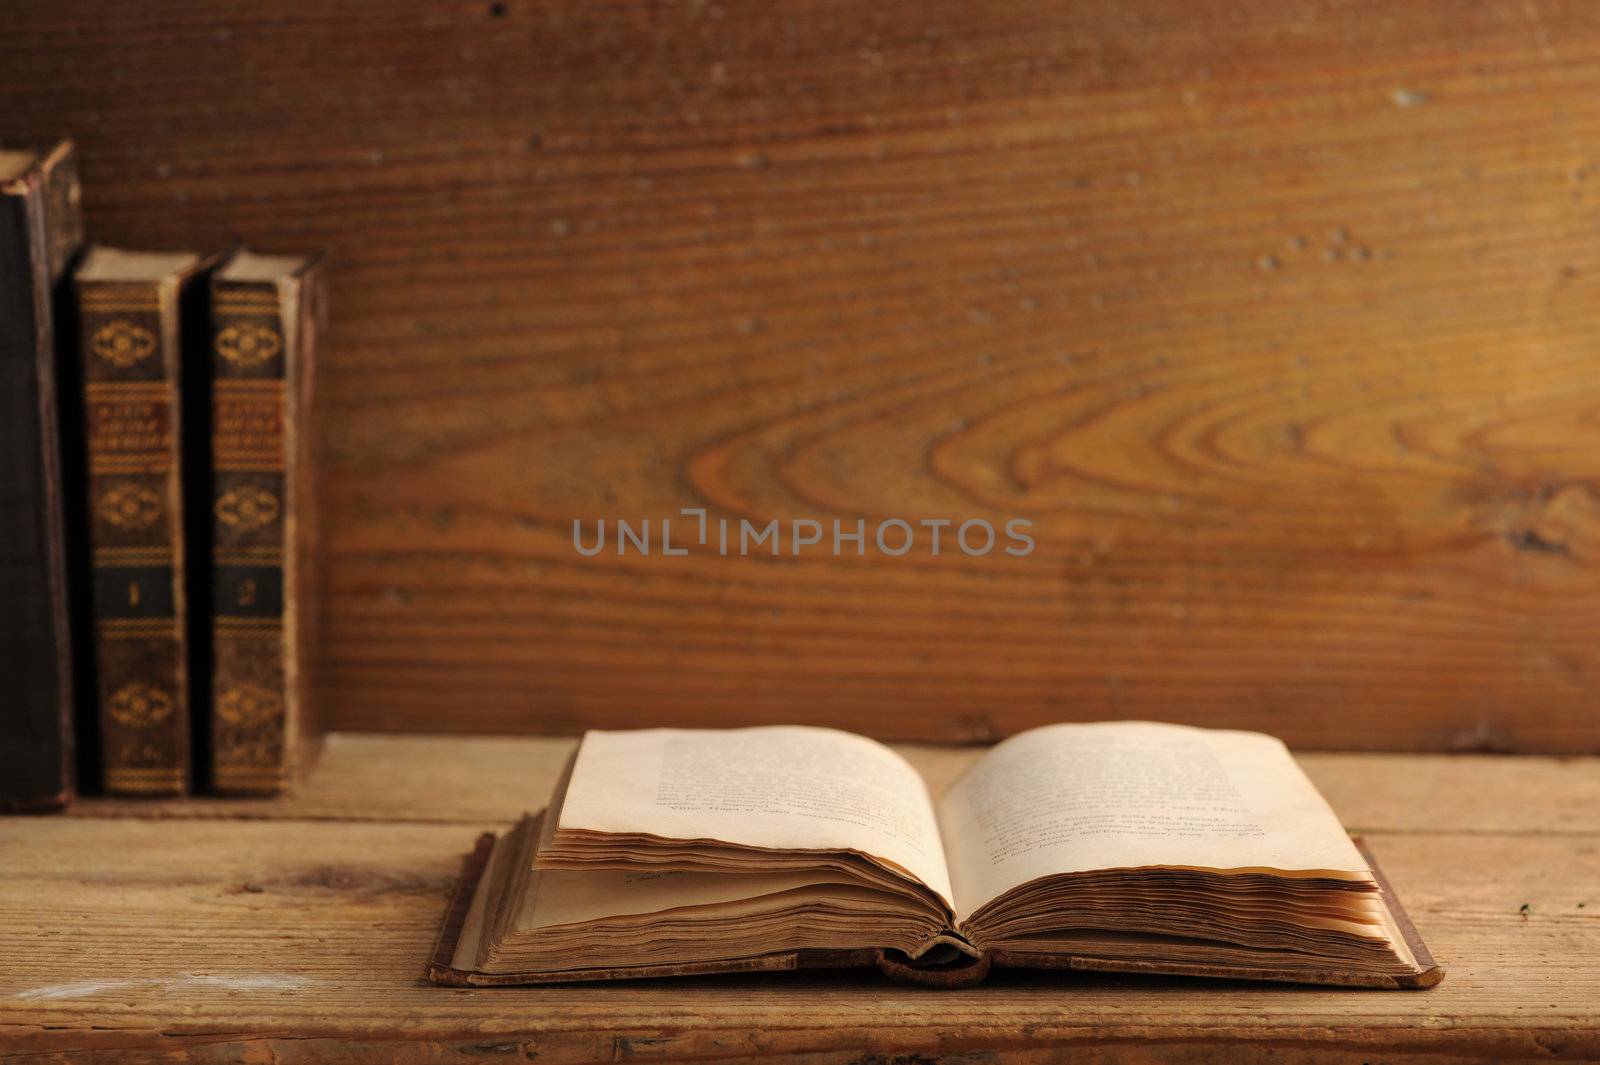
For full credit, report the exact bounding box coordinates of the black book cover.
[0,139,85,811]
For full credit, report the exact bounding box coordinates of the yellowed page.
[515,866,907,930]
[938,721,1369,919]
[556,726,954,908]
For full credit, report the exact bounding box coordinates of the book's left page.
[454,727,965,980]
[0,142,83,811]
[550,725,955,910]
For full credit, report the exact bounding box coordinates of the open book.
[430,722,1441,988]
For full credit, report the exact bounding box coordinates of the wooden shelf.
[3,734,1598,1062]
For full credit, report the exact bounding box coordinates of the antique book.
[432,722,1442,989]
[0,141,84,811]
[208,249,326,794]
[75,247,218,795]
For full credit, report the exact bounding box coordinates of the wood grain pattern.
[5,2,1600,747]
[3,739,1599,1063]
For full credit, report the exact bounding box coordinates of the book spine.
[79,275,190,796]
[0,145,83,811]
[210,279,293,794]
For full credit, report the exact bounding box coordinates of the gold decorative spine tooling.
[210,276,294,795]
[77,272,191,796]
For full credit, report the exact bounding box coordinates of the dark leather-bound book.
[74,247,217,795]
[0,141,84,812]
[208,249,326,794]
[431,723,1443,990]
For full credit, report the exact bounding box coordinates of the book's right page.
[938,721,1371,919]
[934,721,1435,986]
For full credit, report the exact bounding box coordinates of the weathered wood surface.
[6,3,1600,749]
[4,736,1598,1063]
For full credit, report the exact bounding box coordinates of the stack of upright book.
[1,139,326,809]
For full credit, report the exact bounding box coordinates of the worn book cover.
[75,247,216,795]
[0,141,84,812]
[208,250,326,794]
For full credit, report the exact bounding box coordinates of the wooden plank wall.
[4,1,1599,751]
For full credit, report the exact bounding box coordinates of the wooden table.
[2,734,1597,1063]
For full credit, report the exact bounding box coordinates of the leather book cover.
[428,828,1442,990]
[208,251,327,795]
[75,248,214,795]
[0,140,84,812]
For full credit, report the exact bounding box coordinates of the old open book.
[430,722,1441,988]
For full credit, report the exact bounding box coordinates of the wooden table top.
[2,733,1597,1063]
